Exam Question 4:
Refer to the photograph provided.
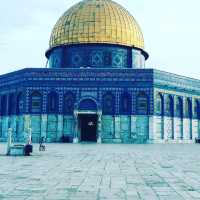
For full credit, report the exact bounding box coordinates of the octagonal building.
[0,0,200,143]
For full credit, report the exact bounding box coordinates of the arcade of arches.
[0,90,199,143]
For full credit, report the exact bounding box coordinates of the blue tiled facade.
[0,68,199,117]
[46,44,147,69]
[0,68,154,116]
[0,66,199,144]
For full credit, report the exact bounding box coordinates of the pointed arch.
[194,99,200,119]
[165,95,174,117]
[185,98,192,119]
[102,92,115,115]
[16,92,24,115]
[156,93,164,115]
[47,91,58,113]
[8,93,15,115]
[1,95,7,116]
[175,97,183,118]
[136,92,148,115]
[30,91,42,113]
[63,92,75,114]
[79,98,98,111]
[120,92,131,114]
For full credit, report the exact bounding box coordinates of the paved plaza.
[0,143,200,200]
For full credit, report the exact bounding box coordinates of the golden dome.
[49,0,145,49]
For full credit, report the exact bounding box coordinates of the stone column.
[192,119,198,143]
[97,111,102,144]
[198,120,200,138]
[24,115,31,143]
[183,117,191,140]
[41,114,47,140]
[0,116,2,139]
[2,116,9,139]
[27,128,32,144]
[115,92,120,115]
[114,116,121,139]
[73,111,79,143]
[0,95,1,139]
[131,116,137,140]
[11,116,17,142]
[163,94,175,141]
[6,95,9,116]
[7,128,13,155]
[148,116,154,142]
[2,95,10,139]
[57,115,63,142]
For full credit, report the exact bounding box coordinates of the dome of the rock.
[49,0,145,50]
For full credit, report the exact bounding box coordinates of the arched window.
[1,95,7,116]
[175,97,183,118]
[47,92,58,113]
[136,92,148,115]
[31,91,42,113]
[165,95,173,117]
[64,92,75,114]
[156,93,164,115]
[16,93,23,115]
[185,98,192,118]
[194,100,200,119]
[102,92,115,115]
[8,93,15,115]
[120,92,131,114]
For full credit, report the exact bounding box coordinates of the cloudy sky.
[0,0,200,79]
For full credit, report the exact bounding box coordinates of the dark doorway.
[79,114,98,142]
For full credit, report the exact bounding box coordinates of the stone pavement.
[0,143,200,200]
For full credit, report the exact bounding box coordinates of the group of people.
[6,128,46,156]
[25,136,46,155]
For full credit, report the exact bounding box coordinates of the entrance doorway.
[79,114,98,142]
